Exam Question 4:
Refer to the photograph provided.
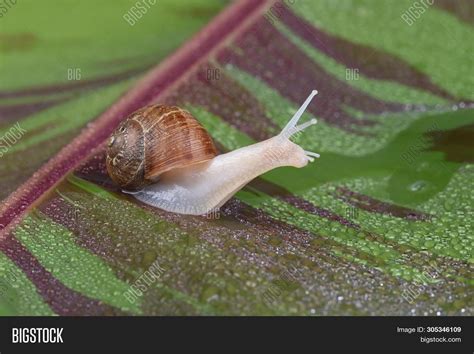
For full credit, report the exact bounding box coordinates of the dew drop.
[408,180,428,192]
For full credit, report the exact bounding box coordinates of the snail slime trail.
[107,90,320,215]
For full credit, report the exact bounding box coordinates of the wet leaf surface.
[0,0,473,315]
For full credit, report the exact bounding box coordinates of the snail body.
[107,90,320,215]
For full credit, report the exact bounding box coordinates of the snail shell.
[106,105,218,190]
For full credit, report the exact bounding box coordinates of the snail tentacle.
[280,89,318,139]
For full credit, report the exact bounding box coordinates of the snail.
[106,90,320,215]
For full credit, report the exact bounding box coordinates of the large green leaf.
[0,0,472,315]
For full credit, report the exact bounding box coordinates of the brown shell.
[106,105,218,190]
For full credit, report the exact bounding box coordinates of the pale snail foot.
[122,189,143,195]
